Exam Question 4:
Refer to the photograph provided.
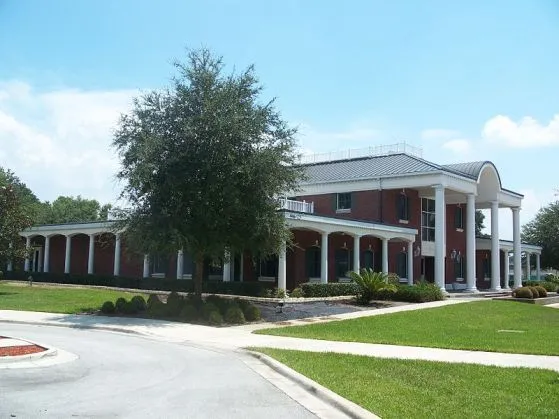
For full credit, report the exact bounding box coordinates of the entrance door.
[422,256,435,282]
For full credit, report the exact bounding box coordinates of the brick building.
[12,144,542,292]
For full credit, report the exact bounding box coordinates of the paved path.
[0,323,321,419]
[1,298,558,372]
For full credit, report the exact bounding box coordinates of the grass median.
[0,282,146,314]
[254,348,559,419]
[255,300,559,355]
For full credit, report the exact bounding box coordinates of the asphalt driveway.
[0,324,317,418]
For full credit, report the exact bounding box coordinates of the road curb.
[0,319,146,337]
[245,350,379,419]
[0,335,58,364]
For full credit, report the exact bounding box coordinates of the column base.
[489,287,502,292]
[464,287,479,293]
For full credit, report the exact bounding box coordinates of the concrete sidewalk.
[1,299,558,373]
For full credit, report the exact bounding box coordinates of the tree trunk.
[194,253,204,296]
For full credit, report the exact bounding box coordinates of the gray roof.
[301,153,506,187]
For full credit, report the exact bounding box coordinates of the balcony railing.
[279,198,314,214]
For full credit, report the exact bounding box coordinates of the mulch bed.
[0,345,46,357]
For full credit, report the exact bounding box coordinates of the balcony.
[279,198,314,214]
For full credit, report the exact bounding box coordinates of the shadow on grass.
[0,292,17,296]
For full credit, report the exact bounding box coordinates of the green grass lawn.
[0,282,146,314]
[255,348,559,419]
[256,300,559,355]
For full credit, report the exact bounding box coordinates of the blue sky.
[0,0,558,238]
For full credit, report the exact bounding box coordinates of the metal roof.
[441,161,489,181]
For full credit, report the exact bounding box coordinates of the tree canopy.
[522,201,559,269]
[40,196,112,224]
[112,48,304,293]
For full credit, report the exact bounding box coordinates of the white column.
[239,252,244,282]
[490,201,501,291]
[31,249,36,272]
[320,232,329,283]
[143,254,150,278]
[434,185,446,291]
[230,254,235,281]
[223,250,231,282]
[503,251,510,290]
[64,236,72,274]
[353,235,360,273]
[278,241,287,291]
[525,252,531,281]
[512,207,522,288]
[176,249,184,280]
[38,246,43,273]
[113,234,121,276]
[536,254,541,281]
[465,193,477,292]
[381,238,388,274]
[43,236,50,273]
[24,237,31,271]
[87,234,95,275]
[407,241,414,285]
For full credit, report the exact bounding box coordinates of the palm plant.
[348,268,398,304]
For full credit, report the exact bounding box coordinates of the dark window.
[396,252,407,279]
[483,258,491,278]
[454,206,463,229]
[260,256,278,278]
[397,194,410,220]
[207,258,223,276]
[454,259,464,279]
[335,248,352,278]
[306,246,321,278]
[336,193,352,211]
[421,198,436,242]
[361,250,374,270]
[151,254,169,275]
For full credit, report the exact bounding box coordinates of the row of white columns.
[276,233,415,291]
[170,249,244,281]
[22,234,122,276]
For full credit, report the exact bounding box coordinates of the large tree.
[522,201,559,269]
[113,48,304,294]
[40,195,112,224]
[475,210,486,237]
[0,168,46,225]
[0,181,33,270]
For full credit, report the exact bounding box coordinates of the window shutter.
[396,194,402,219]
[350,192,354,210]
[454,207,461,228]
[406,196,411,220]
[332,194,338,211]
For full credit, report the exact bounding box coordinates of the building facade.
[10,144,542,292]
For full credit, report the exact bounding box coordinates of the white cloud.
[0,80,138,204]
[296,123,381,154]
[482,114,559,148]
[420,129,460,141]
[442,139,471,154]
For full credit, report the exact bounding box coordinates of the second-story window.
[421,198,436,242]
[454,206,463,229]
[336,192,352,212]
[397,193,410,221]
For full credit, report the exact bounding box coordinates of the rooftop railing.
[298,142,423,165]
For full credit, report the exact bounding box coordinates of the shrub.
[290,287,304,298]
[115,297,127,313]
[185,293,204,310]
[122,301,138,315]
[147,299,166,317]
[165,291,184,317]
[244,304,261,321]
[534,286,547,298]
[300,282,360,298]
[179,304,199,322]
[207,310,223,326]
[513,287,533,299]
[130,295,147,311]
[394,283,444,303]
[147,294,161,310]
[541,281,559,292]
[529,286,540,298]
[224,306,246,324]
[545,274,559,284]
[348,269,397,304]
[234,298,251,313]
[100,300,115,314]
[201,302,220,320]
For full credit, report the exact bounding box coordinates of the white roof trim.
[476,237,542,254]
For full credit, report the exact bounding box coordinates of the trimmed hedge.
[513,287,533,299]
[3,271,267,296]
[300,282,360,297]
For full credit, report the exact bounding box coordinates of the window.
[483,257,491,279]
[151,253,169,275]
[335,248,352,278]
[397,194,410,221]
[396,252,407,279]
[336,193,352,211]
[421,198,436,242]
[454,258,464,279]
[454,206,463,229]
[306,246,321,278]
[259,256,278,278]
[361,250,374,270]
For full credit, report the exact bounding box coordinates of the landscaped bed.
[253,348,559,419]
[255,300,559,355]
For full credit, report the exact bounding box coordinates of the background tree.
[0,167,46,225]
[522,201,559,269]
[113,48,304,294]
[40,196,112,224]
[0,182,33,269]
[475,210,487,237]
